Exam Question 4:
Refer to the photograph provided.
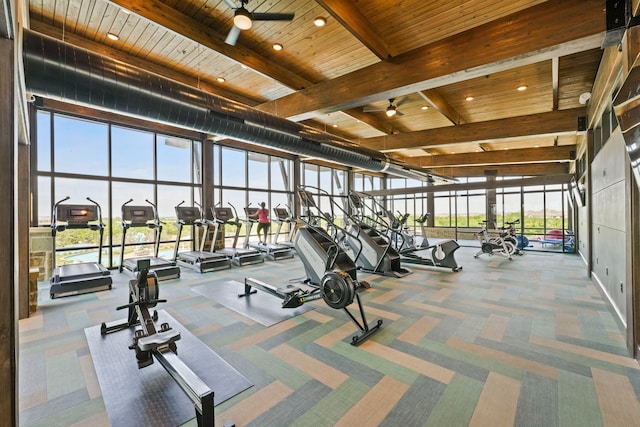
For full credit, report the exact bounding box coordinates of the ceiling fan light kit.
[233,8,253,30]
[224,0,295,46]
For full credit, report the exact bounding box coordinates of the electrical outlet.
[620,282,624,293]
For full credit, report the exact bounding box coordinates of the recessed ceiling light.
[465,96,474,101]
[313,17,327,27]
[217,77,226,83]
[107,33,119,41]
[421,106,429,110]
[517,85,528,91]
[332,123,338,127]
[273,43,283,51]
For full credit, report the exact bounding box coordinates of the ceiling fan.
[223,0,295,46]
[363,97,409,117]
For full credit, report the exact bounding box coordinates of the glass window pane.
[434,196,450,227]
[37,111,51,172]
[37,176,51,226]
[319,167,332,194]
[221,147,245,187]
[54,115,108,176]
[220,189,246,248]
[156,185,191,253]
[333,170,346,196]
[270,157,291,192]
[158,135,192,183]
[193,141,202,185]
[304,164,318,188]
[112,126,154,180]
[248,152,269,189]
[213,144,220,186]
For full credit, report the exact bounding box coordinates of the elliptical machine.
[368,195,462,272]
[342,191,412,278]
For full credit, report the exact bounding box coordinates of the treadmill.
[244,206,294,260]
[273,206,297,250]
[172,202,231,273]
[211,205,263,266]
[49,196,112,299]
[119,199,181,281]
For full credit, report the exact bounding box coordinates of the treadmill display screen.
[70,209,88,217]
[132,210,146,217]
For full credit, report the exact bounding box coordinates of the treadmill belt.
[192,281,314,327]
[85,310,252,427]
[55,263,108,280]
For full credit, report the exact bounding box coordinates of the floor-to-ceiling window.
[214,145,294,246]
[34,110,203,268]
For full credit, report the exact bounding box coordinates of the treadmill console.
[274,207,289,220]
[244,207,259,218]
[175,206,201,224]
[56,204,99,225]
[213,207,234,222]
[122,205,155,226]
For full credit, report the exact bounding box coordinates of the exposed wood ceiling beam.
[364,172,572,197]
[0,0,12,38]
[257,0,605,121]
[341,109,396,134]
[418,89,466,126]
[29,22,261,107]
[442,163,570,178]
[363,108,584,152]
[403,146,575,168]
[107,0,314,90]
[315,0,393,60]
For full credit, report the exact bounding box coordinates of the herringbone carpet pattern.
[18,247,640,426]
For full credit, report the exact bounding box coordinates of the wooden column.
[0,34,18,426]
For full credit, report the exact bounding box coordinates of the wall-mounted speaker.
[577,116,588,132]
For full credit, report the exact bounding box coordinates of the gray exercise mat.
[85,310,252,427]
[192,280,315,327]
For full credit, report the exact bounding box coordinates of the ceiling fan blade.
[251,12,295,21]
[395,96,410,107]
[225,25,242,45]
[396,110,405,117]
[223,0,237,10]
[363,106,384,112]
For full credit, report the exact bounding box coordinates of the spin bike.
[240,186,383,346]
[502,219,526,256]
[100,259,226,426]
[474,221,515,260]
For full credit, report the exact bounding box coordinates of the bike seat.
[137,329,181,351]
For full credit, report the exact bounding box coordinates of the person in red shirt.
[250,202,270,244]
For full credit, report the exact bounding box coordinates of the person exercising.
[250,202,270,244]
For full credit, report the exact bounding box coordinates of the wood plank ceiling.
[26,0,607,179]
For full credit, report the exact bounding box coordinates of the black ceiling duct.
[22,30,437,182]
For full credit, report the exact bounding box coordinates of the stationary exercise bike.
[502,219,526,256]
[474,221,515,260]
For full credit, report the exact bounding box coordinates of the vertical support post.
[0,33,18,426]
